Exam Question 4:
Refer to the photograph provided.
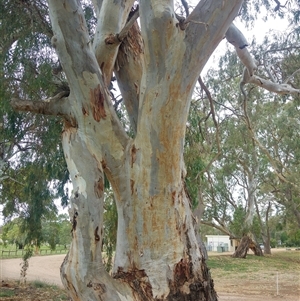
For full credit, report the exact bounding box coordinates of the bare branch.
[225,23,249,49]
[11,91,71,117]
[284,68,300,84]
[197,76,222,175]
[225,23,300,96]
[117,7,140,42]
[273,0,288,11]
[93,0,135,85]
[184,1,244,80]
[200,220,234,237]
[248,73,300,94]
[181,0,189,17]
[0,175,25,186]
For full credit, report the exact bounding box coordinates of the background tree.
[0,0,70,254]
[185,18,300,257]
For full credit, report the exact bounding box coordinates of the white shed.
[205,235,232,252]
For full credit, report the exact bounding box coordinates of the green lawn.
[207,250,300,273]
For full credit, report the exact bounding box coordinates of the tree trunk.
[60,123,219,301]
[263,237,271,255]
[14,0,243,300]
[263,202,272,255]
[232,235,250,258]
[232,235,263,258]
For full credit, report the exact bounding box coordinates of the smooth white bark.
[225,24,300,95]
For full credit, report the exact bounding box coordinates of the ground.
[0,249,299,301]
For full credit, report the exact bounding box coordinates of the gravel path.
[0,254,65,287]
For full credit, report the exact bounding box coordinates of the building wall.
[205,235,233,252]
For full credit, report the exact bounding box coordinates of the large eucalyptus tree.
[7,0,300,300]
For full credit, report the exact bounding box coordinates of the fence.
[1,249,25,257]
[1,248,68,258]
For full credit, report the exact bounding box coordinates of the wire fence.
[1,247,68,258]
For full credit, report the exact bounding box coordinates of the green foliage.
[42,220,60,250]
[1,214,71,252]
[2,219,26,248]
[229,206,247,237]
[0,289,15,297]
[102,191,118,272]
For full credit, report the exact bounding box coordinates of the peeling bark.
[114,21,143,134]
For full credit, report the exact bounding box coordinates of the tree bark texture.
[16,0,244,300]
[232,235,263,258]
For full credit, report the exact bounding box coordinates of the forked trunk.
[44,1,243,300]
[61,128,218,300]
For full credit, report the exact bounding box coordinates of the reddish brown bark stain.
[87,281,106,294]
[100,160,106,169]
[94,226,100,242]
[171,191,176,205]
[131,144,137,167]
[114,267,153,301]
[94,177,104,198]
[82,106,89,116]
[173,258,192,286]
[90,85,106,122]
[105,34,116,45]
[63,117,77,130]
[130,179,134,195]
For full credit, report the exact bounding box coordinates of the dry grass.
[0,280,69,301]
[207,250,300,298]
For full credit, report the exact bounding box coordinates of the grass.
[206,250,300,287]
[0,280,69,301]
[0,289,15,297]
[206,250,300,298]
[207,250,300,273]
[31,280,57,289]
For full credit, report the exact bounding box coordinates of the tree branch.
[197,76,222,175]
[114,20,143,135]
[117,7,140,42]
[11,91,71,117]
[183,1,244,84]
[225,24,300,96]
[181,0,189,17]
[247,72,300,94]
[93,0,135,85]
[284,68,300,84]
[200,220,234,238]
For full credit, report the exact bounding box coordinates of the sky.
[203,8,289,74]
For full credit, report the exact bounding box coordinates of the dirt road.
[0,254,64,287]
[0,254,298,301]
